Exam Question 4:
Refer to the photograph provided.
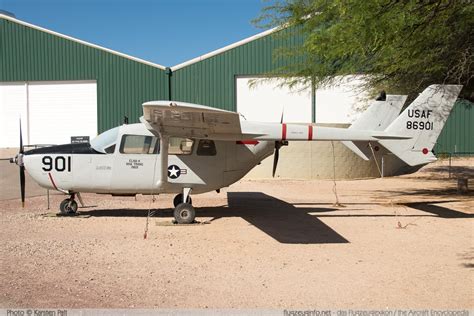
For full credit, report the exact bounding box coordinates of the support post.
[449,154,452,178]
[311,78,316,123]
[183,187,192,203]
[381,155,384,178]
[156,134,169,191]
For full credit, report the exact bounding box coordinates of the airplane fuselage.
[23,123,274,195]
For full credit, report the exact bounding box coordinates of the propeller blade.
[19,119,24,154]
[20,165,25,208]
[272,141,281,178]
[272,149,279,178]
[272,110,284,178]
[19,119,25,207]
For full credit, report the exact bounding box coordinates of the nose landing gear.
[59,193,78,215]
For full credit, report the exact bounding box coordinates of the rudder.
[379,84,462,166]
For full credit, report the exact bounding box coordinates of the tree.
[257,0,474,100]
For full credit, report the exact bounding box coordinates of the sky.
[0,0,271,67]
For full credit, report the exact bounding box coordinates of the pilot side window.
[168,137,194,155]
[197,140,217,156]
[104,144,116,154]
[119,135,159,154]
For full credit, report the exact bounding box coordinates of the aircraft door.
[110,134,160,194]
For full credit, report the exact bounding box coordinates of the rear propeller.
[272,110,288,178]
[10,120,26,207]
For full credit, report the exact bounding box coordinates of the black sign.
[71,136,90,144]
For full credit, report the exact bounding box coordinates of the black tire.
[59,199,78,214]
[173,203,195,224]
[173,194,192,207]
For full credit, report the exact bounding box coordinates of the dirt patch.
[1,162,473,309]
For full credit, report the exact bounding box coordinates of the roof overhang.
[0,14,167,70]
[1,13,285,72]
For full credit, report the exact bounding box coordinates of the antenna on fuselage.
[123,116,129,125]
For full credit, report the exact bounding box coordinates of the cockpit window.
[197,140,217,156]
[104,144,116,154]
[168,137,194,155]
[90,127,120,154]
[120,135,159,154]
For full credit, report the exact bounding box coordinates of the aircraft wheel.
[59,199,78,214]
[173,194,192,207]
[173,203,195,224]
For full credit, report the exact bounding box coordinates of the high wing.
[140,100,407,142]
[140,101,257,139]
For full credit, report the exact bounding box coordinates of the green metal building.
[435,100,473,154]
[1,13,472,154]
[0,13,168,138]
[169,27,304,112]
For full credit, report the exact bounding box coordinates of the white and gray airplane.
[10,84,462,223]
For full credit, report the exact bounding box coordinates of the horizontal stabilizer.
[341,141,370,160]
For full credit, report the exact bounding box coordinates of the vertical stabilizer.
[379,84,462,166]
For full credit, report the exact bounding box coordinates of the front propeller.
[10,120,26,207]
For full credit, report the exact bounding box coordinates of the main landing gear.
[173,188,195,224]
[59,193,78,215]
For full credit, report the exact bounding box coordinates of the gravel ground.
[0,159,473,309]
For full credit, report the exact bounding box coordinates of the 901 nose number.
[42,156,71,172]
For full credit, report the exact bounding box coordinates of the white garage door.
[236,76,371,124]
[315,76,370,124]
[0,81,97,148]
[0,83,28,148]
[236,77,313,123]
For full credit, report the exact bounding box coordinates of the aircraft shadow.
[374,188,474,197]
[423,165,474,177]
[82,192,349,244]
[402,202,474,219]
[79,192,473,244]
[293,199,473,219]
[203,192,349,244]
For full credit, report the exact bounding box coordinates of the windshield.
[90,127,120,154]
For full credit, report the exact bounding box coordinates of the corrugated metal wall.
[434,100,474,154]
[0,17,168,133]
[2,16,471,155]
[171,27,305,111]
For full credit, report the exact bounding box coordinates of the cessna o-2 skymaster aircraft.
[10,84,462,223]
